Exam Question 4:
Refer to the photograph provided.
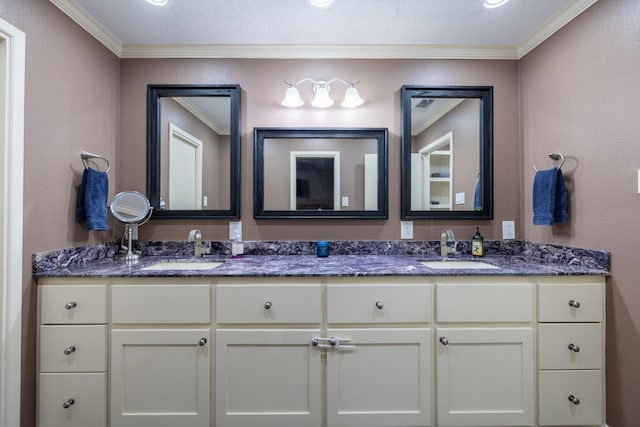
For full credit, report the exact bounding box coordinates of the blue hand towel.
[533,167,567,225]
[76,167,109,231]
[473,180,482,210]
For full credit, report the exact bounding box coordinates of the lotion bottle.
[471,227,484,257]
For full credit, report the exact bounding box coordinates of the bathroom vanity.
[34,243,609,427]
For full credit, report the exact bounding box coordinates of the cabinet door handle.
[568,395,580,405]
[63,346,76,355]
[439,336,449,345]
[198,337,208,347]
[62,398,75,409]
[375,301,384,310]
[568,299,581,308]
[264,301,272,310]
[64,301,77,310]
[568,343,580,352]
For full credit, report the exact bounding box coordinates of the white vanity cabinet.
[537,279,605,426]
[435,280,535,427]
[325,280,433,427]
[37,281,108,427]
[110,282,212,427]
[215,280,323,427]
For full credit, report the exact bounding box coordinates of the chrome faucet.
[440,229,457,257]
[188,229,211,258]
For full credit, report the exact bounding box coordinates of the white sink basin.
[141,261,224,271]
[419,260,501,270]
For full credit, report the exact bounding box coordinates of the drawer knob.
[62,398,75,409]
[311,338,319,347]
[439,336,449,346]
[568,395,580,405]
[568,343,580,352]
[198,337,208,347]
[264,301,272,310]
[568,299,581,308]
[64,301,77,310]
[375,301,384,310]
[63,346,76,355]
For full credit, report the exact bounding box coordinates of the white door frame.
[168,123,203,210]
[0,17,25,427]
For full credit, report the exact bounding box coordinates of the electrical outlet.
[401,221,413,239]
[341,196,349,207]
[229,221,242,241]
[502,220,515,240]
[455,192,465,205]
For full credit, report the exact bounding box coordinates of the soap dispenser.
[471,227,484,257]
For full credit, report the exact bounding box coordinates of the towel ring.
[533,152,565,172]
[81,150,111,173]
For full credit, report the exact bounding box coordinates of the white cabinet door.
[110,329,211,427]
[436,327,534,427]
[325,328,432,427]
[216,329,322,427]
[38,373,106,427]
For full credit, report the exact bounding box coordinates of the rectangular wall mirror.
[401,86,493,220]
[147,84,241,219]
[254,128,388,219]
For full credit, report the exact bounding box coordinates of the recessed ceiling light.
[309,0,335,9]
[484,0,510,8]
[145,0,168,6]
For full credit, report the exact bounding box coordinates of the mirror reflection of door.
[289,151,340,210]
[168,123,202,210]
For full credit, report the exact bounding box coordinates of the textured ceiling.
[51,0,599,58]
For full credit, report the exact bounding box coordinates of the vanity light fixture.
[145,0,168,6]
[483,0,510,8]
[281,78,364,109]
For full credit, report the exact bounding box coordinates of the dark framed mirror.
[401,86,493,220]
[147,84,241,219]
[254,128,388,219]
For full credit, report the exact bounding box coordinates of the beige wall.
[0,1,120,426]
[120,58,519,241]
[4,0,638,425]
[520,0,640,424]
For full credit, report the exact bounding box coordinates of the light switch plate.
[341,196,349,207]
[502,220,515,240]
[455,192,465,204]
[401,221,413,240]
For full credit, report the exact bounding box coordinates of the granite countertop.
[33,240,611,279]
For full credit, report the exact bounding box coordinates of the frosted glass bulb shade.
[281,86,304,108]
[311,85,334,108]
[341,86,364,108]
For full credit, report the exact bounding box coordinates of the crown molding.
[517,0,599,58]
[120,43,518,60]
[50,0,598,60]
[49,0,123,57]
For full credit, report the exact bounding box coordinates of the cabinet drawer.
[326,284,431,323]
[436,283,533,322]
[40,325,107,372]
[216,284,321,324]
[111,284,210,324]
[38,373,107,427]
[538,370,603,426]
[538,283,603,322]
[538,323,602,370]
[40,285,107,325]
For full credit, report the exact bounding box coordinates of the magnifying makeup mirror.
[109,191,153,262]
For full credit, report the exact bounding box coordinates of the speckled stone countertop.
[33,240,610,278]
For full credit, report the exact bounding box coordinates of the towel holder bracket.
[81,150,110,173]
[533,152,565,172]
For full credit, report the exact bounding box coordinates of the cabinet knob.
[62,398,75,409]
[568,343,580,352]
[375,301,384,310]
[311,338,319,347]
[568,299,581,308]
[568,395,580,405]
[264,301,272,310]
[439,336,449,346]
[63,346,76,355]
[198,337,208,347]
[64,301,77,310]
